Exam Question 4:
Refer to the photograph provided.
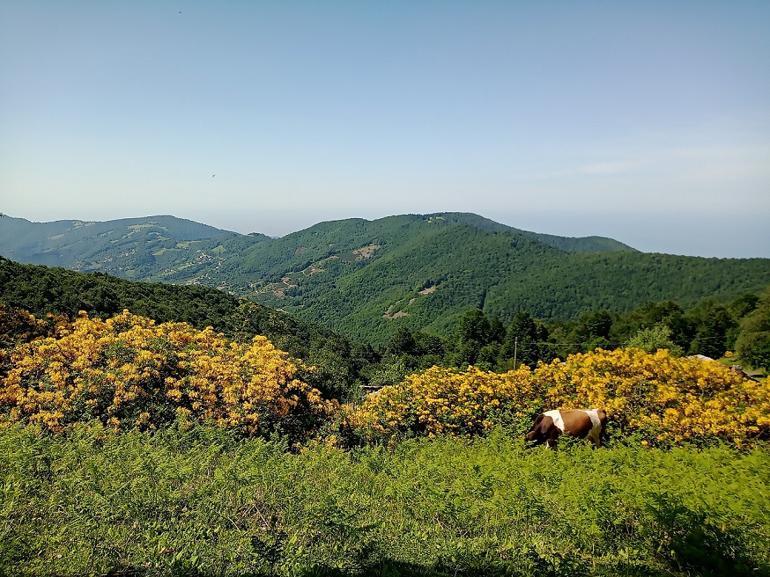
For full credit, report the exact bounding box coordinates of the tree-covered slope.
[0,214,266,281]
[228,212,634,280]
[0,257,369,399]
[203,214,769,342]
[2,212,769,344]
[483,251,770,320]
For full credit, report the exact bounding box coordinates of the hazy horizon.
[2,1,769,258]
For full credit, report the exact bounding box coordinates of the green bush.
[1,424,768,576]
[627,323,684,355]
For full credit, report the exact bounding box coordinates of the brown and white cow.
[525,409,608,449]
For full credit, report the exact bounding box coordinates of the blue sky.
[1,1,769,256]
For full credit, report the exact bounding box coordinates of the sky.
[1,1,769,257]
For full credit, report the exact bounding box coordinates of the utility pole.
[513,337,518,368]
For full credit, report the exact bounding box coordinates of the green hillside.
[0,214,267,282]
[203,213,770,342]
[2,212,769,343]
[0,257,368,399]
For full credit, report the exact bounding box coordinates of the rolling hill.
[0,214,267,283]
[0,257,369,399]
[2,212,769,343]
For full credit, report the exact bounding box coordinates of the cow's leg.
[546,438,557,450]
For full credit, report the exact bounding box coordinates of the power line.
[508,333,735,348]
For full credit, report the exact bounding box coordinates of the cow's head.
[524,414,552,447]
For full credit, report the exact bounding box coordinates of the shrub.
[343,365,537,444]
[345,349,770,446]
[0,310,336,439]
[627,323,684,355]
[537,348,770,446]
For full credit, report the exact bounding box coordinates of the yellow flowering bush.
[343,365,537,443]
[0,310,336,437]
[345,348,770,446]
[3,307,766,447]
[536,348,770,445]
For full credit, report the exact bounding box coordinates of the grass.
[1,424,769,577]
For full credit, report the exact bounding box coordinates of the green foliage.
[687,302,737,359]
[736,286,770,371]
[365,357,411,388]
[440,293,767,371]
[730,293,760,318]
[628,324,684,356]
[498,311,552,368]
[386,327,419,356]
[611,300,694,351]
[3,253,767,386]
[571,309,614,350]
[246,217,770,344]
[449,309,502,367]
[1,424,768,576]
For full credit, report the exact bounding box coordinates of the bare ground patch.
[352,244,381,260]
[304,265,325,275]
[383,310,409,319]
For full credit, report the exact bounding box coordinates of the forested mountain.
[185,213,769,342]
[0,214,267,283]
[2,212,769,343]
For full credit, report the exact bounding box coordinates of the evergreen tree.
[386,327,418,356]
[572,310,613,350]
[499,312,545,368]
[688,302,736,358]
[452,309,492,365]
[735,287,770,371]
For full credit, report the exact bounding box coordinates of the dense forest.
[363,287,770,386]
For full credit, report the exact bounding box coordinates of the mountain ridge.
[0,211,636,253]
[1,212,768,343]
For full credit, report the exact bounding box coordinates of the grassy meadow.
[2,424,769,577]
